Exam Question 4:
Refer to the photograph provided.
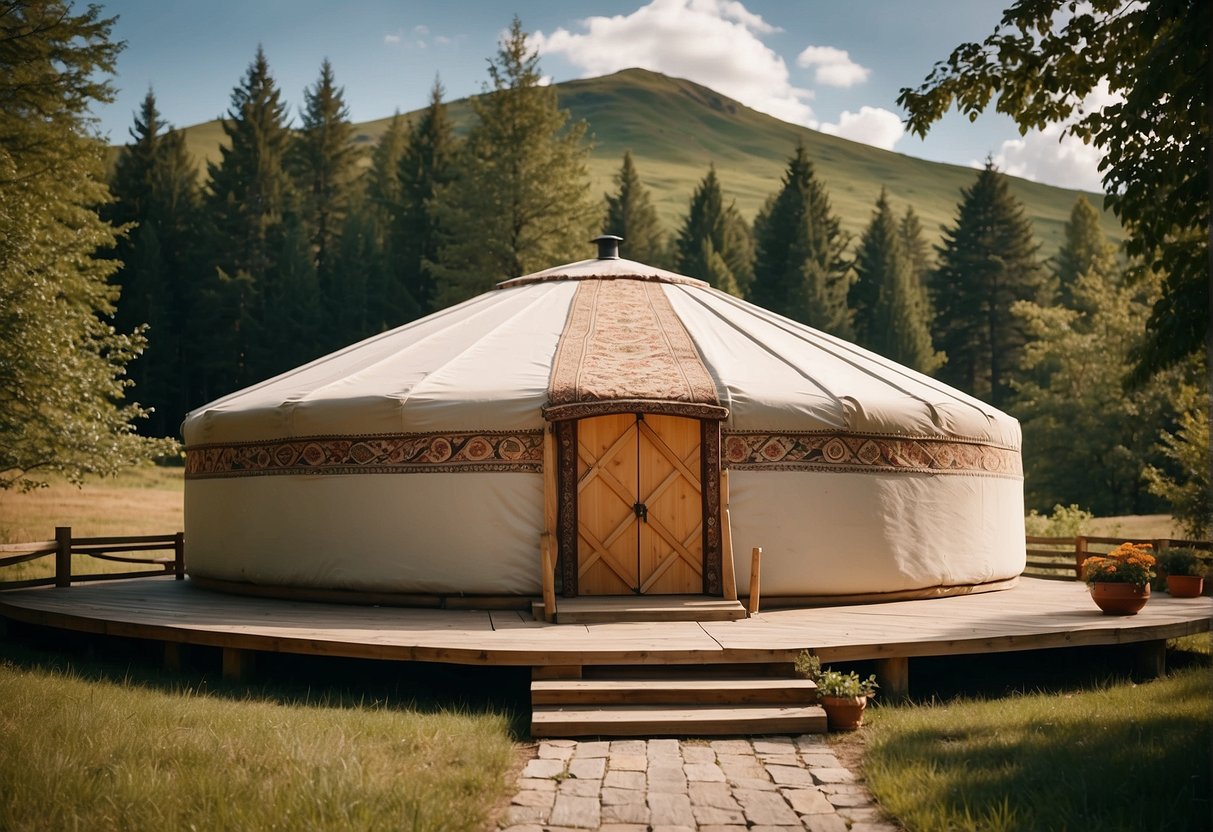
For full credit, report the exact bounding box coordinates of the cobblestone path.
[500,736,900,832]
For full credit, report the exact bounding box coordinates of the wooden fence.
[1025,535,1213,581]
[0,527,184,590]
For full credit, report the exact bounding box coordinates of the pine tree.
[751,144,851,336]
[674,165,752,296]
[0,2,174,488]
[202,47,296,393]
[1053,195,1117,312]
[251,210,322,380]
[109,90,201,436]
[292,59,356,280]
[898,206,932,297]
[431,18,596,306]
[362,113,415,326]
[604,151,666,266]
[933,161,1042,407]
[396,77,458,316]
[851,190,943,373]
[850,188,898,346]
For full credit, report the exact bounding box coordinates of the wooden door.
[576,413,703,595]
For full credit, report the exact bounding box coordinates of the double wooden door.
[576,413,703,595]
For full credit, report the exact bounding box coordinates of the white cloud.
[796,45,870,88]
[384,33,401,45]
[384,25,452,50]
[819,107,904,151]
[984,84,1117,192]
[533,0,814,126]
[986,126,1106,192]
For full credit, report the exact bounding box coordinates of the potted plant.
[1081,542,1156,615]
[795,652,878,730]
[1158,548,1205,598]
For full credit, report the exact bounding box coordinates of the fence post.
[54,526,72,588]
[1074,536,1089,579]
[174,531,185,580]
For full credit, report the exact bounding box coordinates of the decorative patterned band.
[543,399,729,423]
[722,432,1022,478]
[185,431,545,479]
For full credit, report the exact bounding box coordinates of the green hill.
[165,67,1119,255]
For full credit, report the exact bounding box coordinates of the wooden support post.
[174,531,185,580]
[720,469,737,602]
[1074,536,1089,579]
[222,647,254,681]
[54,526,72,588]
[875,656,910,701]
[1133,639,1166,680]
[541,427,559,619]
[540,532,557,623]
[746,547,762,616]
[163,641,186,673]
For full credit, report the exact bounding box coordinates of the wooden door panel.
[577,414,639,595]
[638,415,703,595]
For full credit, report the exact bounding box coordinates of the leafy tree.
[202,47,296,393]
[933,161,1042,406]
[751,144,851,336]
[396,78,458,316]
[0,2,175,489]
[1053,195,1117,312]
[897,0,1210,381]
[1012,268,1176,515]
[108,90,201,436]
[1144,386,1211,539]
[292,59,356,279]
[604,151,667,266]
[673,165,752,296]
[431,18,596,306]
[853,190,943,373]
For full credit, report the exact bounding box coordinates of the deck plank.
[0,577,1208,666]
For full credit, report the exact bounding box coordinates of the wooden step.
[532,677,817,706]
[556,595,747,624]
[531,704,828,737]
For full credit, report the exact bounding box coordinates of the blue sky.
[93,0,1106,192]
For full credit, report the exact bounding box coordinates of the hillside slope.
[168,67,1119,255]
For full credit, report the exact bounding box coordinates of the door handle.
[633,502,648,522]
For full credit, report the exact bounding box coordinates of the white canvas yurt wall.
[183,250,1025,602]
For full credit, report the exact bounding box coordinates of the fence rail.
[1024,535,1213,581]
[0,527,184,590]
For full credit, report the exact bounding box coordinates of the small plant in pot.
[1158,548,1205,598]
[1082,542,1156,615]
[794,652,878,731]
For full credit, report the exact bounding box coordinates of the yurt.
[183,238,1025,605]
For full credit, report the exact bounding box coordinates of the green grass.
[0,636,521,832]
[151,68,1118,259]
[862,636,1213,832]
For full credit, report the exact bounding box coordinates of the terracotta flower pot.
[1089,581,1150,615]
[1166,574,1204,598]
[820,695,867,731]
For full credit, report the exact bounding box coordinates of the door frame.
[555,413,722,597]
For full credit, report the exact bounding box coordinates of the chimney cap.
[592,234,623,260]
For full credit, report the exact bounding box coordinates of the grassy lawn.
[862,635,1213,832]
[0,634,522,832]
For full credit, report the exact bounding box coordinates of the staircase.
[531,665,826,738]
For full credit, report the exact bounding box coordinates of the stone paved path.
[500,736,900,832]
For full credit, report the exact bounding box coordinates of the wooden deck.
[0,577,1207,669]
